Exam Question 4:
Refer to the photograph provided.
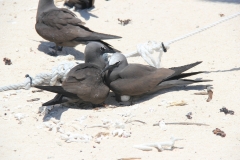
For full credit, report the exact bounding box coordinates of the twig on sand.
[125,119,147,124]
[87,125,110,129]
[153,122,209,126]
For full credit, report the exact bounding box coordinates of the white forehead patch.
[109,53,124,65]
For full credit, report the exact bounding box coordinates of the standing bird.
[35,42,115,107]
[36,0,121,56]
[104,53,212,104]
[64,0,95,10]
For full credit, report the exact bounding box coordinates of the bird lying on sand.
[36,0,121,56]
[104,53,212,104]
[64,0,95,10]
[35,42,114,107]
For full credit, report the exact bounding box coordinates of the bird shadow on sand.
[105,84,211,107]
[37,41,85,60]
[136,85,210,104]
[42,106,69,122]
[76,7,98,21]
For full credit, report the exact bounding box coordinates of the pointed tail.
[168,61,202,79]
[158,79,212,90]
[34,86,78,98]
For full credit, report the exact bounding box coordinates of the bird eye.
[100,47,106,51]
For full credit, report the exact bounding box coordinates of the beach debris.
[75,115,88,124]
[186,112,192,119]
[125,119,146,124]
[94,132,109,143]
[118,158,141,160]
[219,13,225,17]
[32,89,43,93]
[194,92,208,95]
[14,113,26,121]
[213,128,226,137]
[220,107,234,115]
[153,122,209,126]
[206,87,213,102]
[159,119,167,131]
[134,136,183,152]
[95,132,109,138]
[3,57,12,65]
[27,98,40,102]
[63,133,92,143]
[112,129,131,138]
[68,123,82,131]
[43,119,64,134]
[167,100,187,107]
[118,18,131,26]
[87,124,110,129]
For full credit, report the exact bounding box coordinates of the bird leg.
[48,45,63,56]
[129,97,134,106]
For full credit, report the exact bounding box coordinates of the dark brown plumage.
[35,42,114,107]
[36,0,121,56]
[104,53,212,103]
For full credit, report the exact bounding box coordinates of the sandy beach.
[0,0,240,159]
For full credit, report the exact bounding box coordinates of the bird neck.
[85,57,106,69]
[36,0,56,20]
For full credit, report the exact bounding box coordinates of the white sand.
[0,0,240,159]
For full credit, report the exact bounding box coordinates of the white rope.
[0,62,79,92]
[125,12,240,67]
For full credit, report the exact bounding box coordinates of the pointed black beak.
[101,61,120,74]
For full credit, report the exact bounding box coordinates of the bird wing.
[110,64,174,96]
[36,8,120,43]
[40,8,85,29]
[62,63,109,104]
[36,8,98,43]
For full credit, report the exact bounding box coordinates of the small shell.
[112,129,124,137]
[122,131,131,138]
[14,113,25,120]
[159,120,167,131]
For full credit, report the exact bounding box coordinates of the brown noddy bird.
[104,53,212,104]
[64,0,95,10]
[35,42,114,106]
[36,0,121,56]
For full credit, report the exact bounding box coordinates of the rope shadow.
[37,41,85,60]
[205,67,240,73]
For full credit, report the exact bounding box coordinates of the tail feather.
[168,61,202,79]
[167,71,205,80]
[42,94,68,106]
[158,79,212,90]
[74,32,121,41]
[34,86,78,98]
